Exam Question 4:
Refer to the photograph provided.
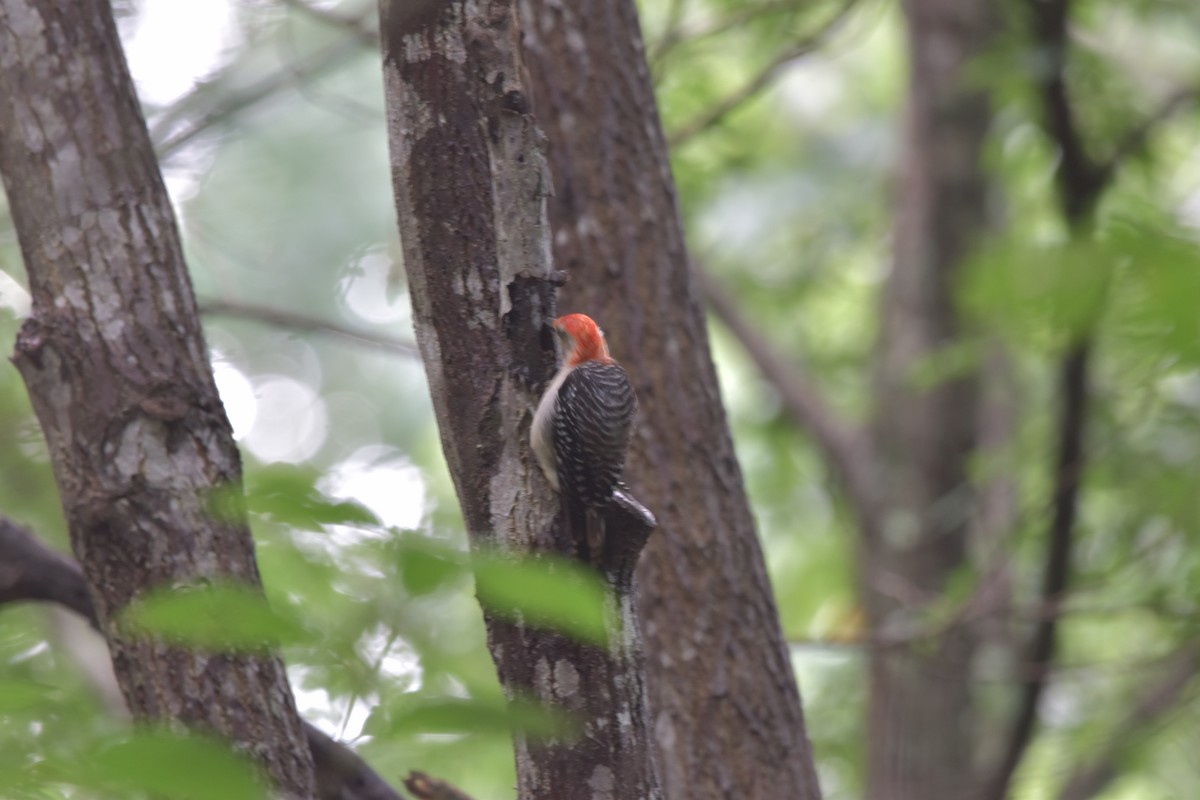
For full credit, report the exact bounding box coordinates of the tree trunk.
[516,2,823,798]
[0,2,315,796]
[378,1,662,797]
[865,0,995,797]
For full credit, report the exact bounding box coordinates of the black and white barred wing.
[551,360,638,508]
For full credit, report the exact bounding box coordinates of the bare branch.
[693,260,879,529]
[199,298,419,357]
[1057,644,1200,800]
[666,0,859,148]
[0,516,406,800]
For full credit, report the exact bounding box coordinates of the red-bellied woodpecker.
[531,313,637,558]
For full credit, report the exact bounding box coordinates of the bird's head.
[553,313,612,366]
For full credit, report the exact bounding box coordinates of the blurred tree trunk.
[0,1,316,796]
[517,1,824,798]
[378,1,663,798]
[864,0,996,797]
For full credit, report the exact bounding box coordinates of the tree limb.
[200,298,419,357]
[693,260,879,529]
[987,343,1091,800]
[0,516,406,800]
[0,518,97,628]
[988,4,1105,794]
[1027,0,1104,221]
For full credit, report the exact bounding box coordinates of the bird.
[530,313,637,561]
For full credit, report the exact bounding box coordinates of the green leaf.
[241,464,380,530]
[64,730,265,800]
[962,236,1113,344]
[1107,217,1200,366]
[473,554,611,645]
[393,532,468,594]
[392,532,467,596]
[0,679,59,713]
[121,582,309,651]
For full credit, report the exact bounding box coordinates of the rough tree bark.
[0,1,315,796]
[865,0,995,797]
[516,1,824,798]
[379,1,662,798]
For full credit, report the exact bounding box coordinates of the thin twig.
[1057,644,1200,800]
[693,260,879,530]
[666,0,859,147]
[199,298,419,358]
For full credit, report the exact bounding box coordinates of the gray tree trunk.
[378,1,663,797]
[516,1,824,797]
[0,1,316,796]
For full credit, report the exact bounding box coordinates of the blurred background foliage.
[1,0,1199,797]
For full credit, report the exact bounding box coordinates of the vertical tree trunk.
[865,0,995,797]
[0,2,315,796]
[378,1,662,797]
[516,2,823,798]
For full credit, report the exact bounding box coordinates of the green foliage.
[393,531,465,596]
[473,554,612,647]
[241,463,380,529]
[963,237,1114,346]
[0,677,61,713]
[52,729,266,800]
[121,582,312,652]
